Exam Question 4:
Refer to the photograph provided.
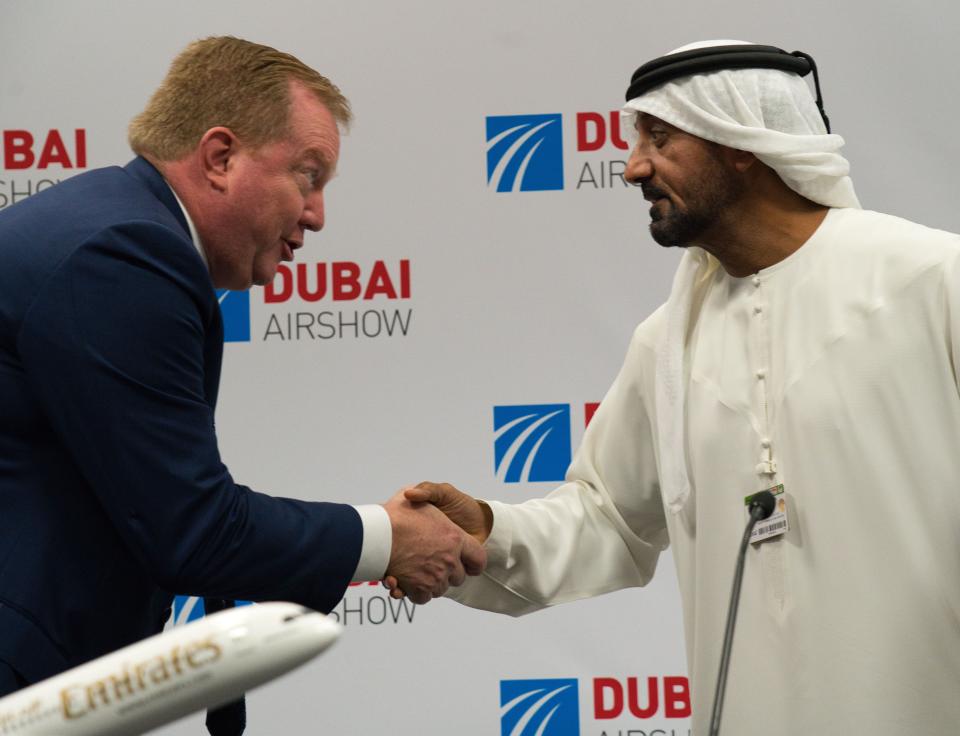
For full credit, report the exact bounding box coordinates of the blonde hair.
[128,36,351,161]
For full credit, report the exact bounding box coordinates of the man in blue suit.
[0,36,484,699]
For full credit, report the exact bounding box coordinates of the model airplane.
[0,602,341,735]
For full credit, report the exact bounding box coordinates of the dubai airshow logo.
[217,289,251,343]
[1,128,88,209]
[485,111,637,193]
[170,596,252,626]
[494,404,572,483]
[501,679,580,736]
[493,403,599,484]
[486,114,564,192]
[171,595,205,625]
[171,585,416,629]
[214,259,412,344]
[500,676,692,736]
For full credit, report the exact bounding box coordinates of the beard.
[648,197,717,247]
[645,156,743,248]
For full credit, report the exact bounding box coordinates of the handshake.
[381,482,494,605]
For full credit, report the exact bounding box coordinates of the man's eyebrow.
[302,147,334,169]
[301,147,338,180]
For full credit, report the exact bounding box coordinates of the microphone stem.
[708,509,763,736]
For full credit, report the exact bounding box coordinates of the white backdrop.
[3,1,958,733]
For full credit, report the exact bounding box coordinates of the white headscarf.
[622,39,859,209]
[624,40,861,515]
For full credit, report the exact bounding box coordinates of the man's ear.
[198,127,239,192]
[728,148,758,173]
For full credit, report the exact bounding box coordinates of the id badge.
[744,484,788,544]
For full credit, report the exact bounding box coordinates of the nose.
[624,146,653,185]
[300,190,325,232]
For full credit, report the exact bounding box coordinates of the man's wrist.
[476,499,494,543]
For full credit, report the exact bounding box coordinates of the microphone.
[748,490,776,520]
[708,490,776,736]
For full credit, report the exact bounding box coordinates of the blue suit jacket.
[0,158,363,687]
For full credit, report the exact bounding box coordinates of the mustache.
[641,184,668,201]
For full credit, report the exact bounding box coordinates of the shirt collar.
[166,183,209,269]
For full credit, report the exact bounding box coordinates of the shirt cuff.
[481,499,510,564]
[351,504,392,582]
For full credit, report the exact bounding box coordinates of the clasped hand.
[382,482,492,604]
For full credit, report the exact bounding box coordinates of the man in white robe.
[397,41,960,734]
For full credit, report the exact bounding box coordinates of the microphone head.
[749,490,777,520]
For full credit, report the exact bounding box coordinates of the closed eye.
[650,128,668,147]
[297,166,323,193]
